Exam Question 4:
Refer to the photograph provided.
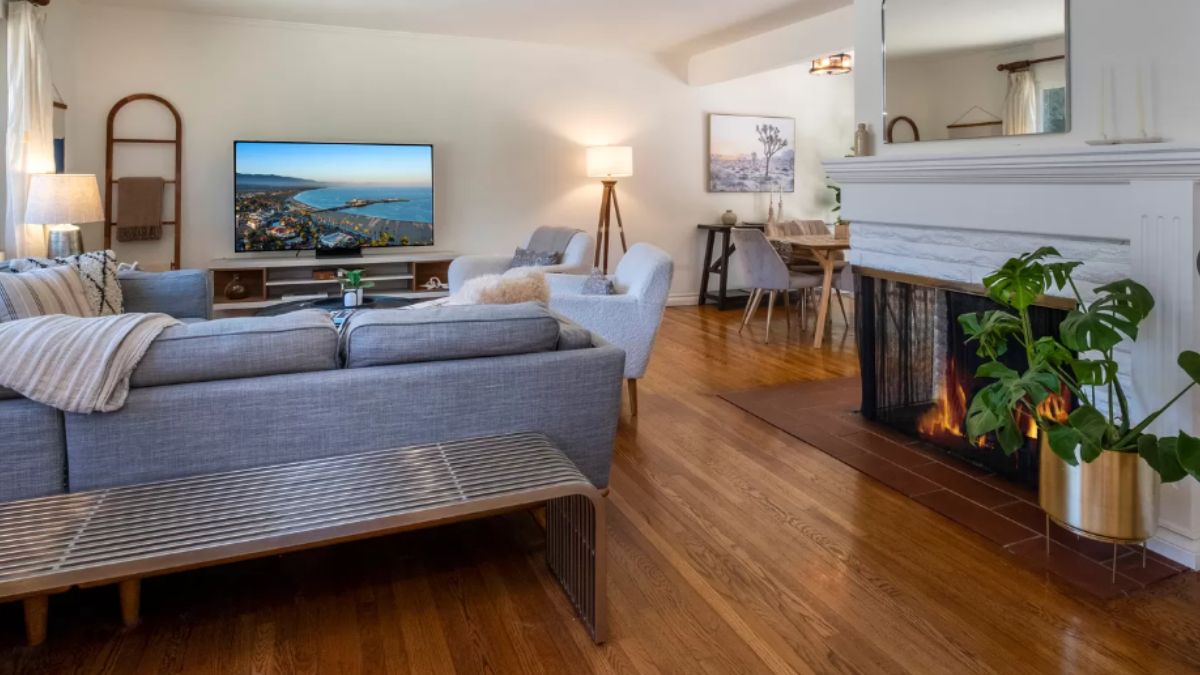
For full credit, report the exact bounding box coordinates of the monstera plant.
[959,247,1200,483]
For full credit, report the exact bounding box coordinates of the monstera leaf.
[982,248,1057,310]
[959,310,1021,359]
[965,363,1058,455]
[1059,279,1154,352]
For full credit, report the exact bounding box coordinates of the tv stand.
[209,250,456,313]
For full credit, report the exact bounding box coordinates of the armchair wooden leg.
[739,288,759,333]
[764,291,777,344]
[740,289,763,335]
[783,290,792,338]
[627,379,638,417]
[24,596,48,646]
[119,578,141,628]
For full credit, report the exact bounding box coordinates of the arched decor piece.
[885,116,920,144]
[104,94,183,270]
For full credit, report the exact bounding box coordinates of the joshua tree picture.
[708,114,795,193]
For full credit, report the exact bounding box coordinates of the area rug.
[720,377,1187,600]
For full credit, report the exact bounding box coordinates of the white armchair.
[448,226,595,292]
[547,243,673,416]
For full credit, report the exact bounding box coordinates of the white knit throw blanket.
[0,313,180,414]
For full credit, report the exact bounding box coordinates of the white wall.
[856,0,1200,154]
[45,4,854,300]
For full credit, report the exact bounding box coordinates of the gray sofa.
[0,269,625,503]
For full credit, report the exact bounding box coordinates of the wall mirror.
[883,0,1069,143]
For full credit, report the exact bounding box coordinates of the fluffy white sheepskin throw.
[450,267,549,305]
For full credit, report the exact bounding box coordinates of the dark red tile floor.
[721,377,1187,600]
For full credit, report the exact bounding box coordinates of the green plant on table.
[339,269,375,292]
[959,246,1200,482]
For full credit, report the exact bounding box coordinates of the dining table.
[774,234,852,348]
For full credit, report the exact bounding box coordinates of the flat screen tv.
[234,141,434,253]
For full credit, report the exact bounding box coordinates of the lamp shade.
[586,146,633,179]
[25,174,105,225]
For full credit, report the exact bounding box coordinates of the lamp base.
[45,225,83,258]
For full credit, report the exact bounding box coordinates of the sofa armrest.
[447,255,512,292]
[119,269,212,320]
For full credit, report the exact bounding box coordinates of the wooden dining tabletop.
[771,235,851,347]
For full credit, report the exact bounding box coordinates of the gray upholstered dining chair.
[731,227,821,343]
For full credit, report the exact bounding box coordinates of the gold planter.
[1038,438,1159,543]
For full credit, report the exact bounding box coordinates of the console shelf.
[210,251,454,312]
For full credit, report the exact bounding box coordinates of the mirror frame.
[881,0,1072,144]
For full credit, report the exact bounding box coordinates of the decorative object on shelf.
[105,94,183,270]
[885,116,921,144]
[766,201,776,230]
[223,274,249,301]
[586,145,634,274]
[961,248,1200,576]
[852,123,873,157]
[339,268,374,308]
[810,52,852,76]
[708,114,795,193]
[720,210,738,226]
[25,174,104,258]
[312,269,337,281]
[421,276,446,291]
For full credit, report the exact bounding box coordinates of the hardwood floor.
[4,305,1200,674]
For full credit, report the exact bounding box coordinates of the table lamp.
[586,146,633,273]
[26,173,104,258]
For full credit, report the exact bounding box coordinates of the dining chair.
[731,227,822,343]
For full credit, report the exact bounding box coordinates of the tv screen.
[234,141,433,252]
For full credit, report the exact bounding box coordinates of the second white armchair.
[448,226,595,292]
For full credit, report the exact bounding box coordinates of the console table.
[697,223,764,310]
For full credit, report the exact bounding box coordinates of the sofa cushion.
[131,309,338,388]
[341,302,561,368]
[0,264,94,322]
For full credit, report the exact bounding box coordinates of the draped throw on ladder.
[4,2,56,259]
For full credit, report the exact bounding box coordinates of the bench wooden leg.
[545,494,607,643]
[23,596,48,646]
[119,579,141,627]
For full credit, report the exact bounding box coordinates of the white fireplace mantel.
[825,145,1200,185]
[823,145,1200,569]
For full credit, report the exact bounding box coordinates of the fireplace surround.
[826,145,1200,569]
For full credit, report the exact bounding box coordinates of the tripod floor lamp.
[586,145,633,273]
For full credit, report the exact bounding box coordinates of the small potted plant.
[339,268,374,308]
[961,247,1200,543]
[827,182,849,240]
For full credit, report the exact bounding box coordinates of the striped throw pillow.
[0,265,95,322]
[9,250,124,316]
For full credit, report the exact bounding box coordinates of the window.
[1040,87,1066,133]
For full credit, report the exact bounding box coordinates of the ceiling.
[78,0,850,56]
[885,0,1065,58]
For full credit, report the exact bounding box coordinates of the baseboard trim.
[1149,527,1200,570]
[667,293,698,307]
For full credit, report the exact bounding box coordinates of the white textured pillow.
[451,267,549,305]
[10,250,124,316]
[0,264,95,322]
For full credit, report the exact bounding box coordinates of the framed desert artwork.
[708,114,796,193]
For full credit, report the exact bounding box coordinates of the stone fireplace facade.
[826,146,1200,569]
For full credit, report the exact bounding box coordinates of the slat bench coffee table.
[0,432,607,645]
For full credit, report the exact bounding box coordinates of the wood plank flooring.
[4,305,1200,674]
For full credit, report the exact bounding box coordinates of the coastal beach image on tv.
[234,141,434,252]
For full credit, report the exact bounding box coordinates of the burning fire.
[917,358,1069,448]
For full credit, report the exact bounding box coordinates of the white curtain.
[5,2,56,259]
[1002,70,1037,136]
